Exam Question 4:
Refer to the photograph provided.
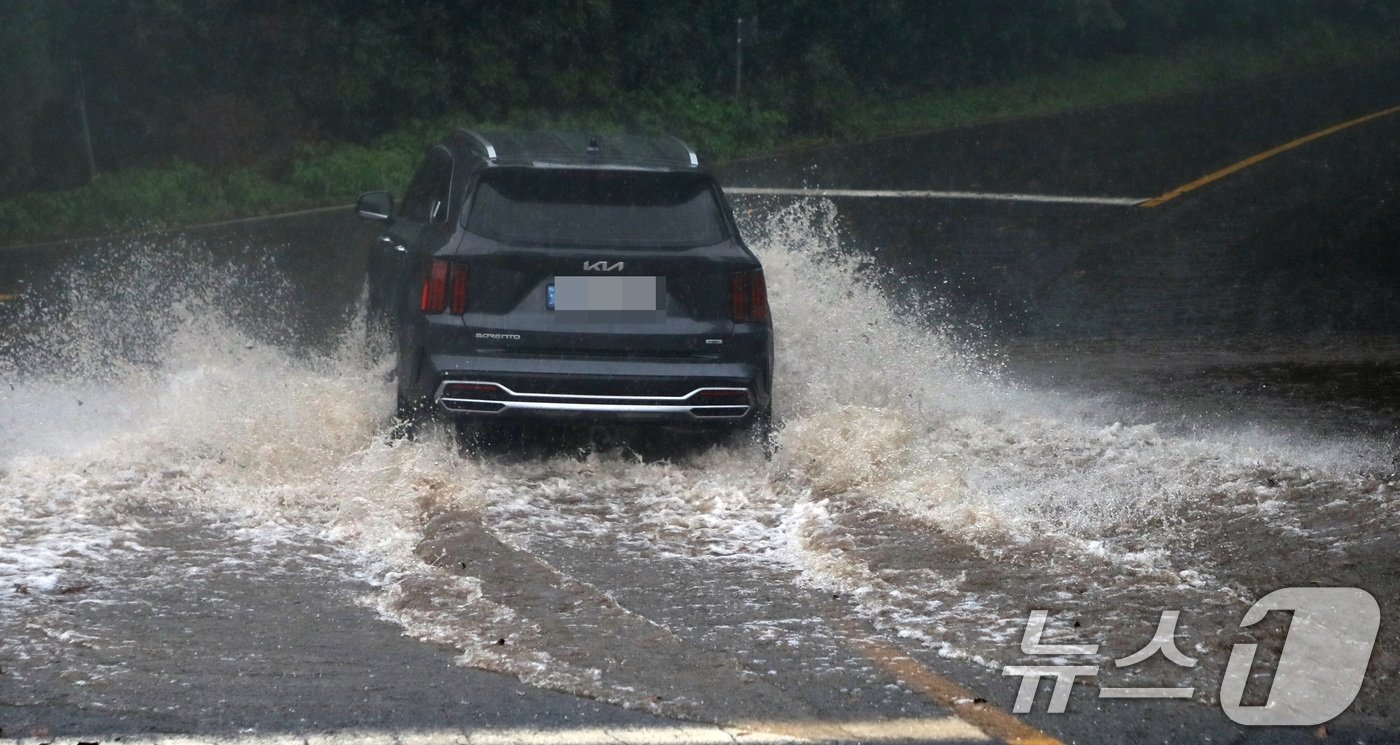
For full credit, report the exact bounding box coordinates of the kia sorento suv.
[356,130,773,450]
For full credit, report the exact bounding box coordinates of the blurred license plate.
[550,276,662,311]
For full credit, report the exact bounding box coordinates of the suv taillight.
[730,269,769,323]
[422,260,469,314]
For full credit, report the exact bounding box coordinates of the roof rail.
[669,136,699,167]
[458,129,498,162]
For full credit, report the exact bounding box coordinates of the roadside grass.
[788,22,1400,150]
[2,22,1395,246]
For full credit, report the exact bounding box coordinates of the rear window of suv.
[466,169,727,248]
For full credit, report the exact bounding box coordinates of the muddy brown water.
[2,202,1398,742]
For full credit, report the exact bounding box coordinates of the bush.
[0,160,307,243]
[288,141,415,201]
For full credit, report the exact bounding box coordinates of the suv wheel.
[745,407,775,460]
[452,417,490,452]
[392,391,431,440]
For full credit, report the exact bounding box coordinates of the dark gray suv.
[356,130,773,449]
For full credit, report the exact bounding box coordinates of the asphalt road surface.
[3,61,1400,745]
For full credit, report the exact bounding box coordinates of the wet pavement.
[4,62,1400,745]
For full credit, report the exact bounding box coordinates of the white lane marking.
[725,186,1145,206]
[468,725,803,744]
[739,717,992,742]
[1098,687,1195,699]
[5,717,991,744]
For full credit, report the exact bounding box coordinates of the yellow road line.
[847,631,1064,745]
[1141,103,1400,207]
[0,293,18,302]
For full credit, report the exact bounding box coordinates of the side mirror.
[356,191,394,222]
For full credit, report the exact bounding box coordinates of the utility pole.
[75,61,97,183]
[735,17,744,101]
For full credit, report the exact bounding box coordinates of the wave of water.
[1,203,1394,717]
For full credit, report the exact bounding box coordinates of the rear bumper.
[418,353,769,424]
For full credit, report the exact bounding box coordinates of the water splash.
[1,202,1394,715]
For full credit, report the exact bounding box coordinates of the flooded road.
[2,197,1398,743]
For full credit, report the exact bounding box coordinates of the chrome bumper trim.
[434,380,751,420]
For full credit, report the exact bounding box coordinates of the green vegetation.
[0,163,298,243]
[855,22,1400,142]
[2,1,1398,245]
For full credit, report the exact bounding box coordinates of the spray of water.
[1,202,1393,714]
